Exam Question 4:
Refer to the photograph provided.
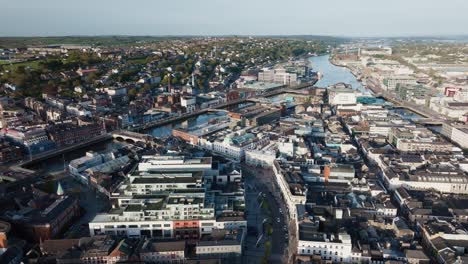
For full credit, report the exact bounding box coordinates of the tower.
[56,181,64,196]
[0,103,6,129]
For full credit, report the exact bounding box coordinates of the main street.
[243,164,294,264]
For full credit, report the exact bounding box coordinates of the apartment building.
[89,155,246,240]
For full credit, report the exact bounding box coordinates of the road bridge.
[112,130,158,146]
[130,81,317,131]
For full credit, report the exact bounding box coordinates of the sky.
[1,0,467,37]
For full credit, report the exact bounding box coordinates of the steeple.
[56,181,64,196]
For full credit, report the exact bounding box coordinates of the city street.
[243,165,293,264]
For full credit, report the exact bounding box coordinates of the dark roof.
[144,241,185,252]
[0,246,22,263]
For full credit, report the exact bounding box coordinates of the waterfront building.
[258,68,298,86]
[1,126,56,155]
[47,121,105,147]
[238,81,283,94]
[383,76,417,91]
[69,151,130,185]
[442,122,468,149]
[327,86,357,105]
[181,96,196,113]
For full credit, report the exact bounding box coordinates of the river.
[147,112,227,138]
[309,55,366,93]
[33,55,416,173]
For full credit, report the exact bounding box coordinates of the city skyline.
[2,0,468,37]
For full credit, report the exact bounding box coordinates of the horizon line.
[0,34,467,39]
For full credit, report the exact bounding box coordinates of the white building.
[89,155,247,239]
[327,87,357,105]
[245,148,276,167]
[195,229,245,257]
[442,123,468,149]
[258,68,298,85]
[181,96,196,113]
[297,231,355,263]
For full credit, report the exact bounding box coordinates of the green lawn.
[2,60,42,71]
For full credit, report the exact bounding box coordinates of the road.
[243,165,293,264]
[55,172,111,239]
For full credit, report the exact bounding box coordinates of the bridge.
[375,91,447,125]
[112,130,158,145]
[128,81,317,132]
[414,118,445,126]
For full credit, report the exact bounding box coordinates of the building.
[44,236,137,264]
[68,151,129,185]
[239,81,284,94]
[389,127,452,153]
[442,123,468,149]
[383,76,417,91]
[297,226,354,263]
[395,83,431,102]
[380,155,468,194]
[0,140,22,163]
[47,121,105,147]
[327,86,357,105]
[181,96,196,113]
[360,47,392,56]
[1,126,56,155]
[139,240,186,263]
[89,155,246,240]
[258,68,298,85]
[0,246,22,264]
[195,229,245,258]
[4,195,80,242]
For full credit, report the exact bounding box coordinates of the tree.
[73,79,82,87]
[85,72,98,84]
[128,87,137,98]
[140,83,151,94]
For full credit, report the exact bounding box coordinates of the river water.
[309,55,365,93]
[147,112,227,138]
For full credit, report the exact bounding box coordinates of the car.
[277,217,280,223]
[279,208,283,214]
[283,226,287,231]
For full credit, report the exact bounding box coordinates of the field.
[0,36,183,49]
[0,59,42,71]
